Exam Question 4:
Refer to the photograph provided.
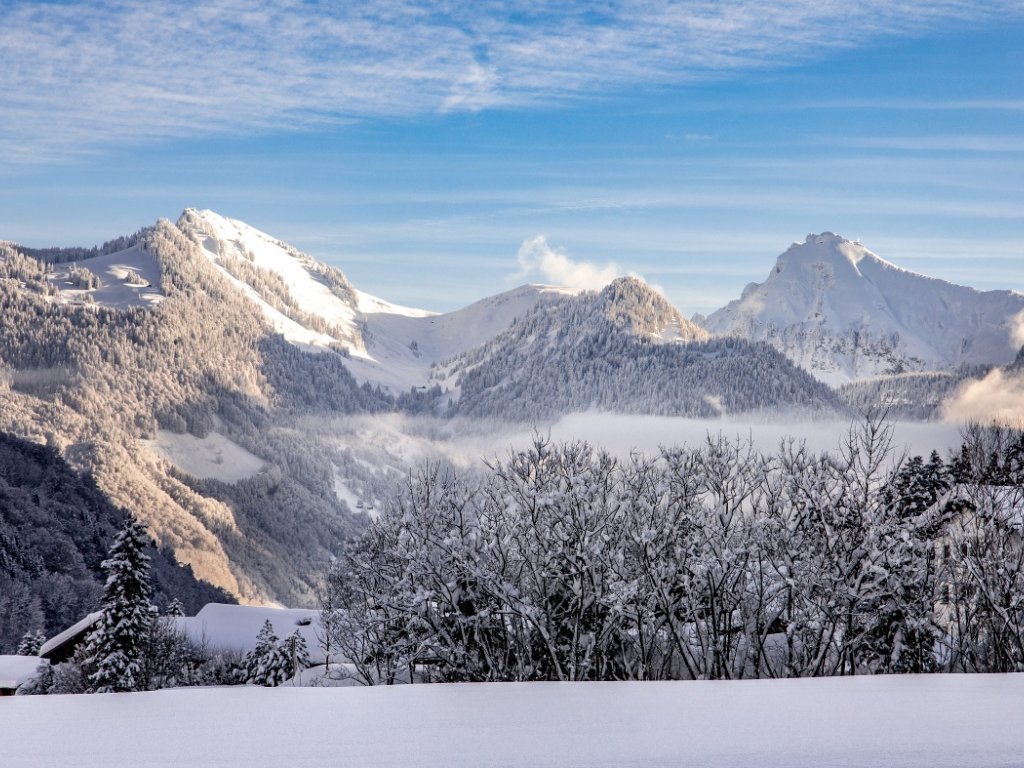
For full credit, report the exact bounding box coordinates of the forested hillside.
[440,277,841,419]
[1,215,861,609]
[837,366,991,420]
[0,432,232,653]
[20,215,1009,613]
[0,224,382,605]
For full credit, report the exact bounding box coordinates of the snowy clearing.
[3,675,1023,767]
[48,244,164,309]
[143,430,266,483]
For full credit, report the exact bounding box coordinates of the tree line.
[0,432,232,654]
[320,419,1024,684]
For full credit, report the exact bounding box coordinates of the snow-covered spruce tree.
[16,629,46,656]
[243,620,292,686]
[165,598,186,617]
[82,519,157,693]
[283,630,310,681]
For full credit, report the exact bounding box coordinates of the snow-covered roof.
[948,483,1024,530]
[0,655,47,690]
[37,604,326,668]
[173,603,324,664]
[39,611,102,661]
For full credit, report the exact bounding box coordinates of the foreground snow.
[3,675,1023,767]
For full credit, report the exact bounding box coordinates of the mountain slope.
[1,214,657,606]
[177,209,574,393]
[0,431,233,653]
[438,277,840,419]
[1,223,387,606]
[703,233,1024,385]
[178,208,427,355]
[345,283,578,393]
[16,214,1010,609]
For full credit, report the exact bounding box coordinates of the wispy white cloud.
[2,0,1021,162]
[514,235,621,290]
[664,132,714,142]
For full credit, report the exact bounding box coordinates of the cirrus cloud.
[2,0,1023,163]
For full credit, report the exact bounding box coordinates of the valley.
[1,210,1022,625]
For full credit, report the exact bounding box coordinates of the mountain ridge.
[2,210,841,606]
[3,211,1019,606]
[436,276,839,420]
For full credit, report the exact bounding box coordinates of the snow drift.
[3,675,1024,767]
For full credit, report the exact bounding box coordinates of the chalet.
[38,611,102,665]
[36,603,326,672]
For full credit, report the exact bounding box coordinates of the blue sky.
[2,1,1022,314]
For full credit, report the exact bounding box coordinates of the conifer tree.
[283,630,310,681]
[244,620,291,687]
[16,629,46,656]
[83,519,156,693]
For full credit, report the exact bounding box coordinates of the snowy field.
[144,429,266,483]
[3,675,1023,767]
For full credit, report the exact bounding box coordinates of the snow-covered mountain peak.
[706,235,1024,384]
[170,210,597,394]
[775,232,889,279]
[179,208,315,276]
[600,276,708,343]
[176,208,365,351]
[175,208,437,360]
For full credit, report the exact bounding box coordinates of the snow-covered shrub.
[322,423,1024,682]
